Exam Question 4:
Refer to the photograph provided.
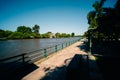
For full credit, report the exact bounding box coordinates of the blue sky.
[0,0,117,35]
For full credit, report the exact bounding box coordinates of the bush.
[7,32,23,39]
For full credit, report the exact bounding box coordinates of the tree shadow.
[0,61,39,80]
[41,66,67,80]
[77,42,89,52]
[41,54,90,80]
[40,58,73,80]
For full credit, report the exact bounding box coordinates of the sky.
[0,0,117,35]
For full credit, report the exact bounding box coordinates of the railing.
[0,38,80,71]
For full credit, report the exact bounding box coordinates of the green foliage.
[41,32,55,38]
[7,32,23,39]
[17,26,32,33]
[22,33,31,39]
[32,24,40,34]
[0,24,76,39]
[60,33,70,38]
[0,24,41,39]
[40,32,71,38]
[87,1,102,29]
[40,33,49,38]
[55,32,60,38]
[83,31,88,38]
[0,29,5,38]
[4,30,13,37]
[87,11,96,24]
[71,32,75,37]
[30,32,40,38]
[85,0,120,41]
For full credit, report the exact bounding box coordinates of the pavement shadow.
[66,54,89,80]
[41,54,90,80]
[77,42,89,52]
[41,65,67,80]
[40,58,73,80]
[0,61,39,80]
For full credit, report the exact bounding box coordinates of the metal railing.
[0,38,80,71]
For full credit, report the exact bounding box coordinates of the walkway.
[22,41,102,80]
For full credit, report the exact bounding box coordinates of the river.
[0,37,81,59]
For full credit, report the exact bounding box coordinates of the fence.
[0,38,80,71]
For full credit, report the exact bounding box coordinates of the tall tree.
[32,24,40,34]
[86,0,107,39]
[88,0,106,29]
[86,0,120,41]
[71,32,75,37]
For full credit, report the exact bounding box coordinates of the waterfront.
[0,37,80,59]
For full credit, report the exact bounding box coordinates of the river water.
[0,37,80,59]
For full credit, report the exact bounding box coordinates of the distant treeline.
[0,24,76,39]
[0,24,40,39]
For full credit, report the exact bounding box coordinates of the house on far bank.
[48,32,56,38]
[50,33,55,38]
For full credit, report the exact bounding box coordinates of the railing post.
[62,43,64,49]
[55,45,58,52]
[44,49,47,58]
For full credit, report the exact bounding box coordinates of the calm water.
[0,37,80,59]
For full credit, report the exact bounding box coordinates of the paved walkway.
[22,41,102,80]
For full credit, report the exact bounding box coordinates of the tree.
[4,30,13,37]
[40,33,49,38]
[83,31,88,38]
[86,0,107,40]
[71,32,75,37]
[22,33,31,39]
[55,32,60,38]
[32,24,40,34]
[87,0,105,29]
[60,33,71,38]
[0,29,5,38]
[8,32,23,39]
[17,26,32,33]
[86,0,120,41]
[87,11,96,24]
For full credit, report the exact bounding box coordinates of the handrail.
[0,53,26,62]
[0,38,81,64]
